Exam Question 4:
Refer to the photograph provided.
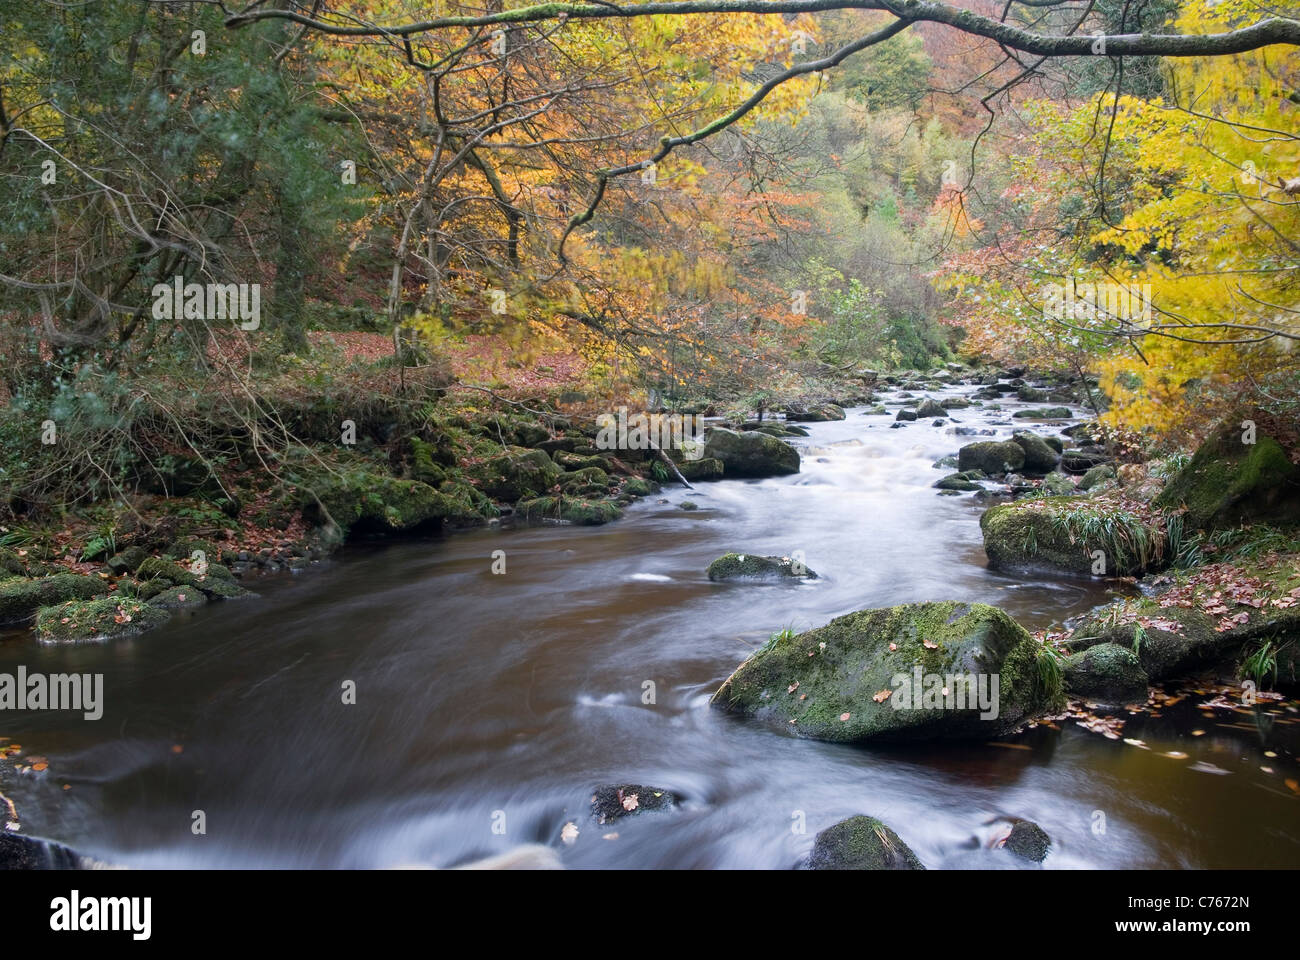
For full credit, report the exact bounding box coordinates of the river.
[2,381,1296,868]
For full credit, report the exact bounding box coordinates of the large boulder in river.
[1011,431,1059,475]
[1154,419,1300,529]
[711,601,1062,741]
[808,816,924,870]
[958,441,1025,476]
[707,552,816,581]
[703,428,799,477]
[980,497,1163,576]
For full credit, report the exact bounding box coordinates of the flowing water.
[2,383,1297,869]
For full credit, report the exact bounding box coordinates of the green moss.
[712,601,1061,741]
[1156,423,1300,529]
[621,476,659,497]
[35,595,171,642]
[148,585,209,610]
[517,495,622,525]
[0,574,110,626]
[980,497,1162,575]
[409,436,447,487]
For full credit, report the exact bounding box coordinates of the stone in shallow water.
[590,784,680,825]
[808,816,924,870]
[1003,820,1051,863]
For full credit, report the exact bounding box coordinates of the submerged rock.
[1063,643,1149,703]
[591,784,680,825]
[703,428,799,478]
[1003,820,1051,863]
[0,834,89,870]
[711,601,1062,741]
[808,816,924,870]
[707,553,816,581]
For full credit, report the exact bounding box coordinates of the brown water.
[2,384,1297,868]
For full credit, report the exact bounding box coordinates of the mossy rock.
[148,585,209,610]
[1077,464,1116,491]
[979,498,1162,576]
[558,467,612,493]
[465,446,561,502]
[163,538,219,562]
[591,784,680,825]
[785,402,845,422]
[808,816,924,870]
[0,574,110,627]
[958,441,1025,476]
[106,546,148,575]
[703,428,799,478]
[895,408,918,422]
[135,557,248,598]
[1041,471,1076,496]
[1063,642,1149,703]
[1069,604,1300,681]
[517,496,621,525]
[35,595,171,642]
[302,470,482,538]
[554,450,615,473]
[712,601,1062,741]
[915,398,947,418]
[1154,421,1300,529]
[1003,820,1051,863]
[439,480,500,521]
[1011,431,1060,475]
[934,473,980,491]
[1013,406,1072,419]
[676,457,725,482]
[621,476,660,498]
[707,553,817,581]
[511,422,551,448]
[409,436,447,487]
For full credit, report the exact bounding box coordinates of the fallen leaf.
[621,793,639,812]
[560,821,579,845]
[872,689,892,703]
[839,712,851,721]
